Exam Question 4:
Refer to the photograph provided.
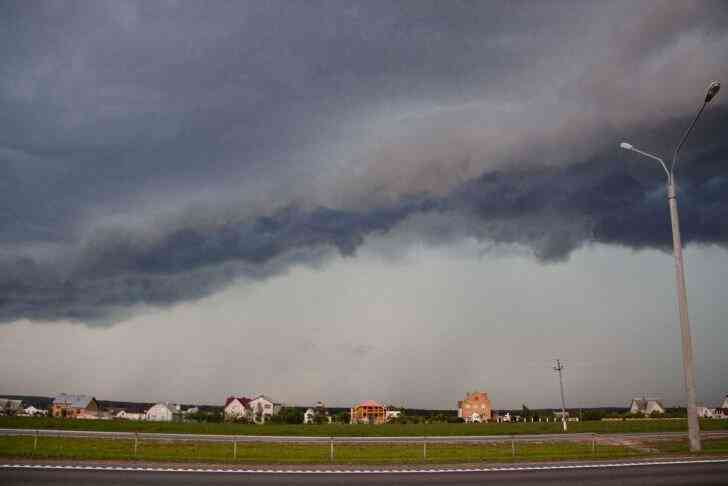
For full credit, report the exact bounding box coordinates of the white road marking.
[0,458,728,474]
[2,458,727,474]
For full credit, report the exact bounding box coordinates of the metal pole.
[554,359,567,432]
[619,81,720,454]
[667,178,701,452]
[423,437,427,461]
[233,440,237,459]
[134,433,139,457]
[33,430,38,454]
[511,437,516,457]
[330,437,334,462]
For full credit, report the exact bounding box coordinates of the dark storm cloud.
[1,1,727,323]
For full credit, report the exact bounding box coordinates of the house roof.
[225,396,251,407]
[357,400,384,408]
[631,398,664,411]
[251,394,277,404]
[52,394,94,408]
[0,399,22,410]
[147,403,175,414]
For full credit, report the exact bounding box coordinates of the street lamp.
[620,80,720,453]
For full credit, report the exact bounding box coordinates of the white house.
[629,398,665,416]
[721,395,728,409]
[499,412,512,423]
[303,408,316,424]
[145,403,176,422]
[116,410,145,420]
[385,410,402,422]
[21,405,46,416]
[696,406,715,419]
[249,395,281,424]
[224,397,251,421]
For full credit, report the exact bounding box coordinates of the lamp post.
[620,81,720,453]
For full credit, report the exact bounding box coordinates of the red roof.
[357,400,384,408]
[225,396,251,407]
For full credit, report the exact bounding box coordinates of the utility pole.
[554,359,567,432]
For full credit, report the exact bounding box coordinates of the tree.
[333,411,350,424]
[269,407,304,424]
[521,404,531,419]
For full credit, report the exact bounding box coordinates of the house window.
[264,404,272,409]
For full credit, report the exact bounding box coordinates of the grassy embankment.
[0,435,645,464]
[648,438,728,455]
[2,416,727,436]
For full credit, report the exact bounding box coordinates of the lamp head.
[705,81,720,103]
[620,142,633,150]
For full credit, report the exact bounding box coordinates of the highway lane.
[2,461,728,485]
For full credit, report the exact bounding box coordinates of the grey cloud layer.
[1,1,727,323]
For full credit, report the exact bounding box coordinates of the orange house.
[350,400,387,424]
[457,391,492,422]
[51,394,99,419]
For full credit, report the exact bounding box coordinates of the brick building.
[457,391,492,423]
[350,400,387,424]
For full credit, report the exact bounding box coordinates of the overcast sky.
[1,1,727,410]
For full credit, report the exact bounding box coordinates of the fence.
[2,428,722,464]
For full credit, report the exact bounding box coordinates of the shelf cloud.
[1,1,727,325]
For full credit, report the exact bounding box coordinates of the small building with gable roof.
[0,398,23,416]
[144,403,178,422]
[51,394,99,418]
[224,396,252,421]
[629,397,665,416]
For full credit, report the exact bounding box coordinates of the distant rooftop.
[52,393,94,409]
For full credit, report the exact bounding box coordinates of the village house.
[21,405,47,417]
[498,412,512,423]
[629,397,665,416]
[696,405,716,419]
[385,410,402,422]
[249,395,281,424]
[0,398,23,416]
[224,396,252,421]
[303,408,316,424]
[457,391,492,423]
[715,395,728,419]
[303,401,331,424]
[115,410,145,420]
[144,403,178,422]
[51,394,99,419]
[350,400,387,424]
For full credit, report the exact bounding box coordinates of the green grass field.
[0,435,645,464]
[1,416,727,437]
[648,438,728,455]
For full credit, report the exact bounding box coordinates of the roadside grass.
[647,438,728,455]
[1,416,726,437]
[0,436,645,464]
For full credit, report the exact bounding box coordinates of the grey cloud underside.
[2,0,728,324]
[2,110,727,325]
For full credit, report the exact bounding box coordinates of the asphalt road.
[2,462,728,485]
